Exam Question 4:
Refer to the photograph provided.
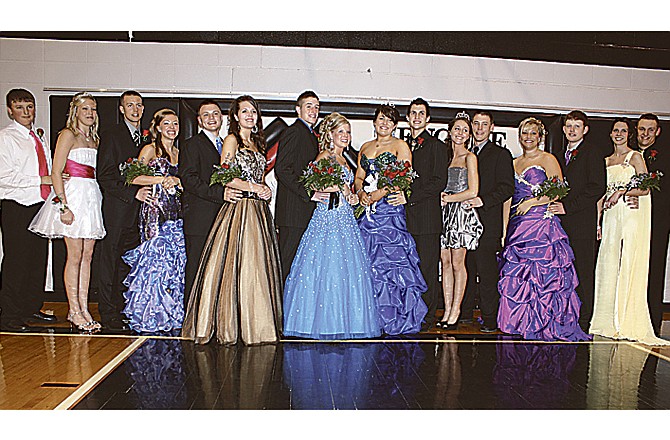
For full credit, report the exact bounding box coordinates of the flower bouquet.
[300,157,347,209]
[354,159,418,218]
[626,171,663,192]
[119,158,157,185]
[531,176,570,200]
[210,160,243,187]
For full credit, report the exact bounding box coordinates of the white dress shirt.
[0,120,52,206]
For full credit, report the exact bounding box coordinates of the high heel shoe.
[436,321,458,331]
[81,310,102,331]
[67,311,95,333]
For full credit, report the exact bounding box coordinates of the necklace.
[77,127,91,142]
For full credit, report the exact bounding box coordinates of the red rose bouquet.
[119,158,157,185]
[626,171,663,192]
[531,175,570,200]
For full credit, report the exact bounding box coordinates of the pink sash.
[64,159,95,178]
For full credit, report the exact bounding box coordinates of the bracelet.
[59,204,70,214]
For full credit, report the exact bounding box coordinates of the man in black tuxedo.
[637,113,669,334]
[180,100,241,305]
[548,111,606,330]
[275,91,327,283]
[97,90,152,331]
[404,98,449,330]
[461,111,514,332]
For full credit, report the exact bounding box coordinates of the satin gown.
[29,147,106,239]
[283,166,381,339]
[441,166,483,250]
[497,165,590,341]
[122,157,185,333]
[182,148,283,345]
[590,151,669,345]
[357,151,428,335]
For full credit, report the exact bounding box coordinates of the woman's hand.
[321,185,340,193]
[345,193,359,205]
[597,225,602,240]
[255,184,272,200]
[515,199,534,216]
[441,192,449,206]
[60,208,74,225]
[369,188,388,203]
[359,190,372,206]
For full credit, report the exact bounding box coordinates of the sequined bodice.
[236,148,266,184]
[445,167,468,194]
[139,156,181,242]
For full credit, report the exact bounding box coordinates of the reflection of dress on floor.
[590,151,669,345]
[357,151,428,335]
[182,148,283,345]
[29,147,106,239]
[122,157,185,333]
[497,165,590,342]
[283,166,381,339]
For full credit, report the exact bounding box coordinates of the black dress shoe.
[0,319,32,332]
[102,319,131,333]
[26,311,58,323]
[480,324,498,333]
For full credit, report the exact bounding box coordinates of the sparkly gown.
[357,151,428,335]
[283,166,381,339]
[590,151,669,345]
[182,148,283,345]
[29,148,105,239]
[122,157,185,333]
[497,165,590,341]
[441,167,483,250]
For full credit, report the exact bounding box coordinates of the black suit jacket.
[274,119,319,229]
[553,140,606,240]
[406,130,449,235]
[475,141,514,242]
[179,131,225,236]
[644,144,670,229]
[97,123,144,228]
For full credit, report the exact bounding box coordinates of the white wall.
[2,37,670,137]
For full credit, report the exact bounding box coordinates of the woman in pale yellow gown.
[590,118,669,345]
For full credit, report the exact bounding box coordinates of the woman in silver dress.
[438,113,483,329]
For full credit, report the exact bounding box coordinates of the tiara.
[456,111,470,121]
[384,101,396,108]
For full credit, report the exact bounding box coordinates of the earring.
[252,126,258,134]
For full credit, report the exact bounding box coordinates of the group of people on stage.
[0,87,668,346]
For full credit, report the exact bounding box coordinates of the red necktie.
[29,130,50,200]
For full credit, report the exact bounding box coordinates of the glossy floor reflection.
[73,338,670,410]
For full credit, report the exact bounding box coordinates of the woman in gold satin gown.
[182,96,282,345]
[590,118,669,345]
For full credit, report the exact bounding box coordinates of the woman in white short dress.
[29,92,105,332]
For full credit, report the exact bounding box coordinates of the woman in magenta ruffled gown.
[497,117,590,341]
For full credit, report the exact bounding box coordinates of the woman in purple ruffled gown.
[497,117,590,341]
[122,108,185,333]
[355,104,428,335]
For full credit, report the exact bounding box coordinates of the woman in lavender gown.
[355,104,428,335]
[122,108,185,333]
[497,117,590,341]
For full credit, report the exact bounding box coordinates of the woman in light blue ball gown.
[283,112,381,339]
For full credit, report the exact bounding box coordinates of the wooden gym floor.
[1,302,669,410]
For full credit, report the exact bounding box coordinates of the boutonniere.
[141,129,151,143]
[649,149,659,163]
[36,127,45,141]
[409,136,425,151]
[568,148,579,164]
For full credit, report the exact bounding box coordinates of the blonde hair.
[65,92,100,143]
[318,112,350,152]
[518,117,546,142]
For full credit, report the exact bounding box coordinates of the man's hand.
[547,202,566,215]
[256,184,272,201]
[224,186,243,204]
[624,195,639,210]
[135,186,155,204]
